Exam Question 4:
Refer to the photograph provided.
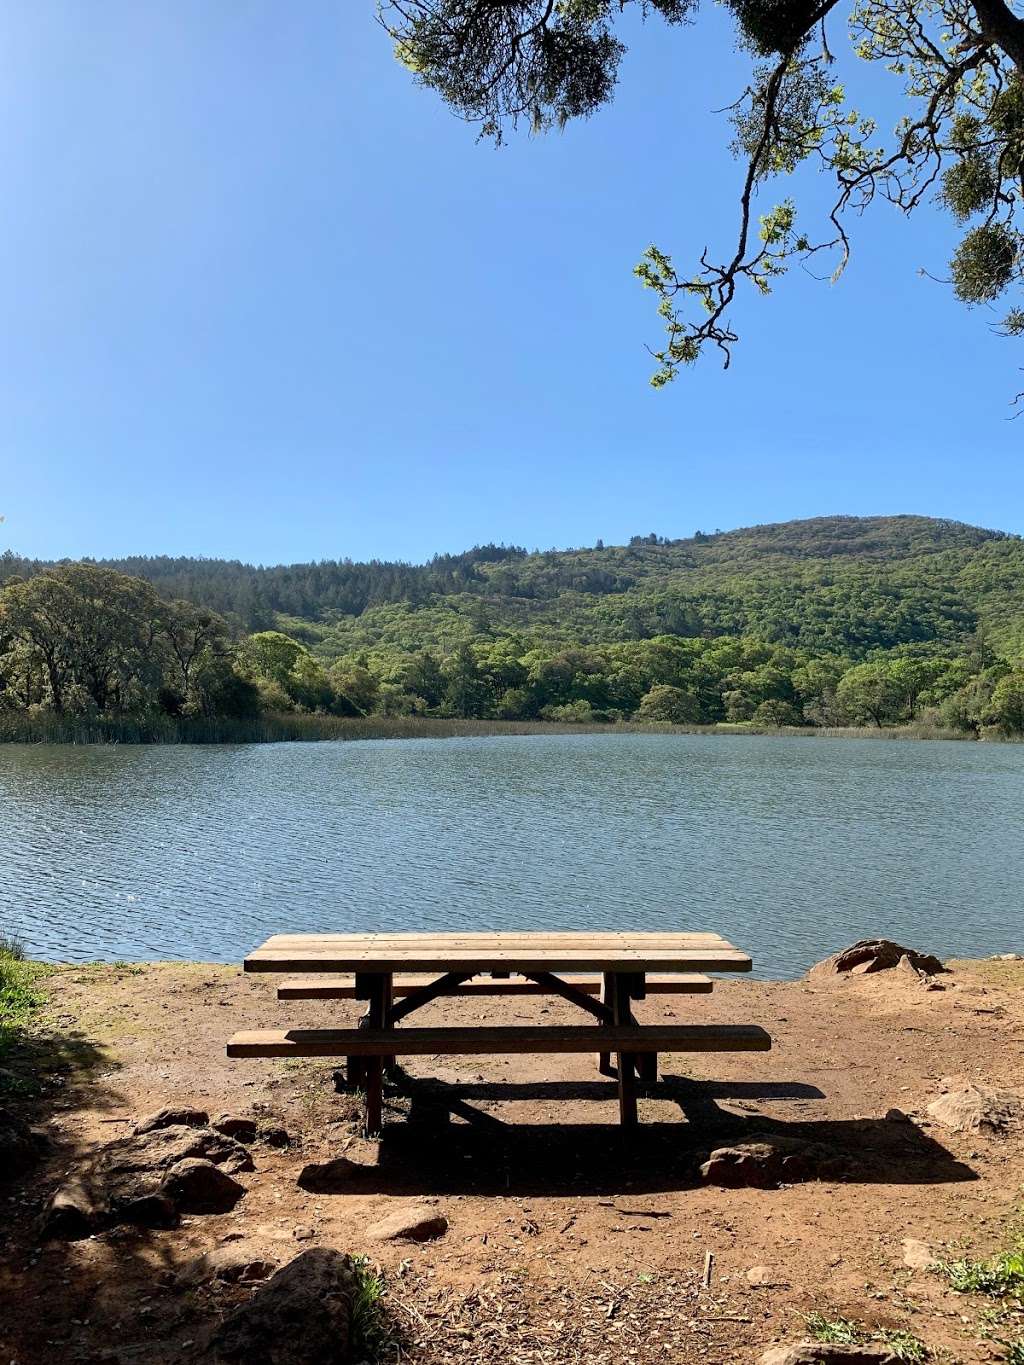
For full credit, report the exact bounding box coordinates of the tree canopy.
[381,0,1024,390]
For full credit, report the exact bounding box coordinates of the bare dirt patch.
[2,957,1022,1363]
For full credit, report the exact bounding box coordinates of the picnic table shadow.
[342,1069,978,1198]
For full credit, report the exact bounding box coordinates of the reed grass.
[0,710,998,745]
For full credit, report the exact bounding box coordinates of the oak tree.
[382,0,1024,389]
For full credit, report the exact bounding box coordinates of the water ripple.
[0,734,1021,976]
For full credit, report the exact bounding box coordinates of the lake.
[1,733,1021,977]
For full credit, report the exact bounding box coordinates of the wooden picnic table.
[233,931,767,1134]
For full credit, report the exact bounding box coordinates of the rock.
[366,1204,448,1242]
[926,1079,1023,1133]
[38,1180,102,1241]
[105,1122,255,1177]
[212,1248,359,1365]
[991,953,1022,961]
[700,1133,848,1188]
[160,1158,245,1213]
[178,1243,278,1286]
[0,1105,47,1180]
[746,1265,775,1286]
[761,1344,896,1364]
[809,940,944,979]
[40,1123,252,1238]
[293,1225,316,1241]
[257,1124,291,1149]
[884,1108,913,1123]
[902,1237,935,1270]
[297,1157,364,1193]
[134,1106,209,1135]
[213,1114,258,1143]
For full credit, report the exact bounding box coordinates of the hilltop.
[5,514,1019,659]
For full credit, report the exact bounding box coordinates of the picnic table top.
[243,931,752,975]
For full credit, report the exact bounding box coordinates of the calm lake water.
[1,734,1021,977]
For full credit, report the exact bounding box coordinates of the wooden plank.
[277,973,714,999]
[226,1023,772,1058]
[259,932,731,949]
[247,949,752,974]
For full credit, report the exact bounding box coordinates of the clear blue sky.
[1,1,1021,566]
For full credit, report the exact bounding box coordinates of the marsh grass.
[0,711,989,746]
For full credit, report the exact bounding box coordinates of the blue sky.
[1,1,1021,565]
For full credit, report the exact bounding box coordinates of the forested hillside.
[3,515,1023,655]
[2,516,1023,737]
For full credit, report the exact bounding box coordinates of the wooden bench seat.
[227,1023,771,1058]
[276,972,714,1001]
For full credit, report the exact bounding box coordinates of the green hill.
[3,515,1023,736]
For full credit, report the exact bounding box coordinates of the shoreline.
[0,711,1008,746]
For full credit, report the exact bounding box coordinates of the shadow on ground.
[328,1068,981,1197]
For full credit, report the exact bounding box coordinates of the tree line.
[1,561,1022,738]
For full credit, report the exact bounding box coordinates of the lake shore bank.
[0,710,1002,745]
[3,955,1023,1363]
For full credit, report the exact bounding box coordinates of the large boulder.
[701,1133,849,1188]
[809,940,944,979]
[40,1123,252,1239]
[212,1248,359,1365]
[926,1078,1023,1133]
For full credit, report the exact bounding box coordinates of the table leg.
[598,972,615,1077]
[611,972,638,1127]
[358,972,391,1137]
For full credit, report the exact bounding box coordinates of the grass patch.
[350,1256,402,1360]
[0,940,50,1060]
[937,1219,1024,1304]
[805,1313,928,1361]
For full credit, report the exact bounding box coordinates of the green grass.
[350,1256,401,1360]
[805,1314,929,1361]
[941,1251,1024,1298]
[0,937,51,1064]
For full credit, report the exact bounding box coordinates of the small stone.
[213,1114,258,1143]
[293,1225,317,1241]
[884,1108,913,1123]
[992,953,1022,961]
[366,1204,448,1242]
[134,1106,209,1135]
[746,1265,774,1286]
[159,1158,245,1214]
[297,1157,364,1193]
[177,1243,278,1286]
[761,1342,897,1364]
[902,1237,935,1270]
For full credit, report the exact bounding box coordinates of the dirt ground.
[2,957,1023,1364]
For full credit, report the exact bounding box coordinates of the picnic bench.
[228,932,769,1134]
